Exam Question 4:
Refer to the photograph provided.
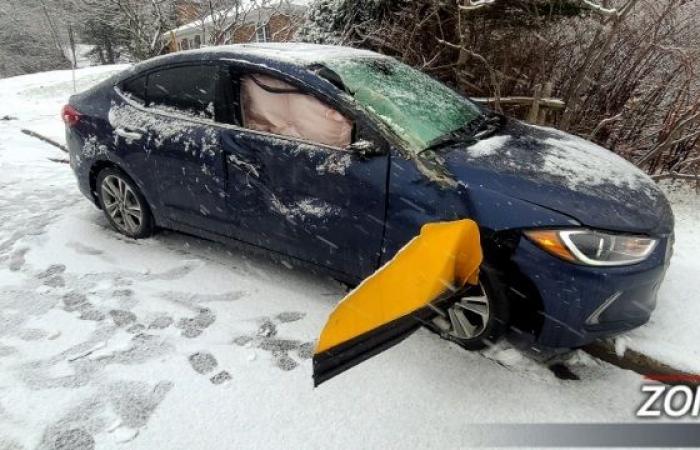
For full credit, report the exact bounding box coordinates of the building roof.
[169,3,306,35]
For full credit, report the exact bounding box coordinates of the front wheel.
[426,279,508,350]
[96,168,155,239]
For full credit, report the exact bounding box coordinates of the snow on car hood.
[441,120,674,236]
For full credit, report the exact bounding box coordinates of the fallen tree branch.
[459,0,497,11]
[581,0,620,17]
[21,129,68,153]
[471,96,566,110]
[651,172,700,181]
[585,341,699,388]
[588,112,624,139]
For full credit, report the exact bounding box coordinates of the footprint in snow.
[8,246,29,271]
[18,328,49,341]
[109,310,137,327]
[188,351,218,374]
[62,292,90,312]
[40,380,172,449]
[275,311,306,323]
[62,291,107,323]
[37,264,66,288]
[66,241,103,255]
[232,312,313,372]
[37,264,66,279]
[176,308,216,338]
[187,351,231,385]
[147,315,174,330]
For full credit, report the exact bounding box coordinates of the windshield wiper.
[421,112,505,154]
[466,112,505,140]
[422,131,473,153]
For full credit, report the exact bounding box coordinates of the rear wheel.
[426,280,508,350]
[96,168,154,239]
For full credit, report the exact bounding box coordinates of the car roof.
[123,43,390,80]
[214,43,386,64]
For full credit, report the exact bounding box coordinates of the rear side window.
[120,75,146,105]
[147,65,218,119]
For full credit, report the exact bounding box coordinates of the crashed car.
[63,43,674,358]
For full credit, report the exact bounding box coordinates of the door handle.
[115,127,144,141]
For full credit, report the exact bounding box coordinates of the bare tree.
[300,0,700,179]
[0,0,72,77]
[176,0,290,47]
[66,0,177,61]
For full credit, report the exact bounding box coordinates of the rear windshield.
[324,57,481,153]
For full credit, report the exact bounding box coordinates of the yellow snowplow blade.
[313,219,482,386]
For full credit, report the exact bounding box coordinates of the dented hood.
[441,120,674,236]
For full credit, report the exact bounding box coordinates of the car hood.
[439,120,674,236]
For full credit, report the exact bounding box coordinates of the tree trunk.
[105,37,115,64]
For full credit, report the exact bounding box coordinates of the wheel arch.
[89,160,157,216]
[89,160,122,207]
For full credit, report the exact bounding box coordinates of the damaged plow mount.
[313,219,483,386]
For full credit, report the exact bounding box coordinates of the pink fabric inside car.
[240,74,352,148]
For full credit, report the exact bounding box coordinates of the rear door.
[143,64,229,233]
[220,68,390,281]
[110,74,157,196]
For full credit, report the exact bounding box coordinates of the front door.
[220,71,389,280]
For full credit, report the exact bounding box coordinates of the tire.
[425,275,509,350]
[96,167,155,239]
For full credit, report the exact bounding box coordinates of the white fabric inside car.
[240,74,352,148]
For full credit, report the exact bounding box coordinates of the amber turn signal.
[524,230,577,263]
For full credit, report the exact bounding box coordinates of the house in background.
[166,3,307,53]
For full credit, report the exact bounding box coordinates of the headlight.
[524,229,658,266]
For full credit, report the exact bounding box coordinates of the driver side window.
[238,74,352,148]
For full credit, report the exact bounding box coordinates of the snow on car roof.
[186,43,390,67]
[229,43,388,63]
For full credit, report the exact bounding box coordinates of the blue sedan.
[63,43,673,352]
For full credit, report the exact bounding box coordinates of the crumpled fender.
[313,219,482,386]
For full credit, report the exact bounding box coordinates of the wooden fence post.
[538,82,553,125]
[527,84,543,123]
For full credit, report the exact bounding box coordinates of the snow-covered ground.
[625,183,700,372]
[0,66,697,449]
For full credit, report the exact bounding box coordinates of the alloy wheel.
[431,287,491,341]
[100,174,143,235]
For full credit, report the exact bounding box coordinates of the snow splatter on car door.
[221,129,389,280]
[144,64,228,232]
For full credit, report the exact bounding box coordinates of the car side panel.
[380,152,578,265]
[147,114,229,234]
[68,90,162,221]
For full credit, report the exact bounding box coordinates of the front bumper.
[506,234,671,349]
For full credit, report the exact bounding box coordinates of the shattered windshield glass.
[324,57,481,153]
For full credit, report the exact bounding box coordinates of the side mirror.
[345,140,386,157]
